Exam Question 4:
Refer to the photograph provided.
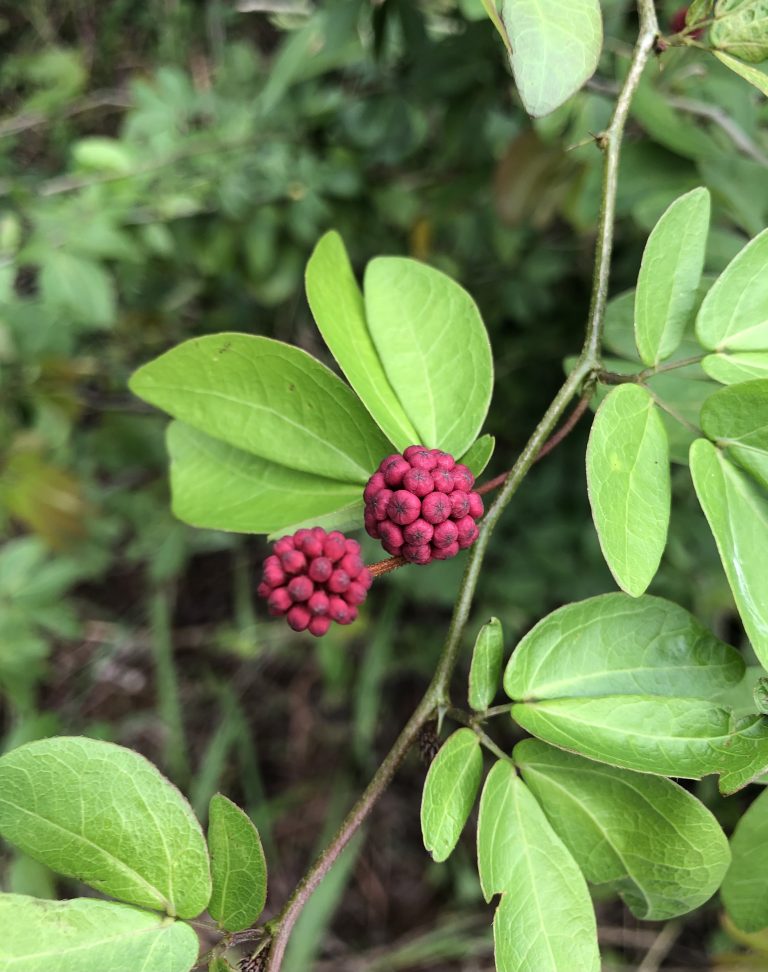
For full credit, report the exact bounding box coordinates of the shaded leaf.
[714,51,768,94]
[703,351,768,384]
[460,434,495,477]
[208,794,267,932]
[722,788,768,932]
[421,728,483,863]
[40,251,115,329]
[469,618,504,712]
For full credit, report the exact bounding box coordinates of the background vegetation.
[1,1,767,967]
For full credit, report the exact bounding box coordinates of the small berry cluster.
[257,528,372,636]
[363,445,483,564]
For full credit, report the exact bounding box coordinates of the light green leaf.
[701,379,768,451]
[504,592,744,702]
[722,788,768,932]
[364,258,493,458]
[469,618,504,712]
[166,422,360,535]
[267,500,365,541]
[476,762,599,971]
[586,384,671,596]
[72,137,134,174]
[511,696,768,792]
[696,228,768,352]
[130,335,391,484]
[40,251,115,328]
[687,0,714,25]
[208,794,267,932]
[305,232,419,451]
[421,728,483,863]
[0,737,211,918]
[712,1,768,63]
[500,0,603,118]
[515,739,731,920]
[634,188,710,366]
[0,895,198,972]
[756,678,768,714]
[460,434,495,477]
[703,351,768,384]
[690,439,768,667]
[714,51,768,94]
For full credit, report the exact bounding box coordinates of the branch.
[263,4,660,968]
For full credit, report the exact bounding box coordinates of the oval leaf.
[690,439,768,667]
[503,592,744,702]
[305,232,420,451]
[167,422,360,535]
[500,0,603,118]
[703,351,768,384]
[129,334,391,484]
[511,696,768,793]
[634,188,710,366]
[208,794,267,932]
[722,788,768,932]
[364,258,493,458]
[421,728,483,863]
[515,739,731,920]
[0,895,198,972]
[696,228,768,352]
[586,384,671,596]
[0,737,211,918]
[476,762,599,972]
[469,618,505,712]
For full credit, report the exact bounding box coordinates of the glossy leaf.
[364,258,493,459]
[690,439,768,667]
[421,728,483,863]
[208,794,267,932]
[129,334,391,484]
[469,618,504,712]
[722,788,768,932]
[500,0,603,118]
[703,351,768,384]
[305,231,419,451]
[504,592,744,702]
[477,762,599,971]
[511,696,768,793]
[586,384,670,596]
[515,740,731,920]
[0,737,211,918]
[0,895,198,972]
[634,188,710,366]
[166,422,360,535]
[460,434,495,477]
[712,1,768,63]
[696,228,768,352]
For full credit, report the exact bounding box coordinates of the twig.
[0,89,131,139]
[636,920,683,972]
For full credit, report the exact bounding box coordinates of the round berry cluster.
[363,446,484,564]
[257,528,372,636]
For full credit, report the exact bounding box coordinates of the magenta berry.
[363,445,483,564]
[258,527,373,636]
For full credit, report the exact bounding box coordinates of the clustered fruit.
[257,528,372,636]
[363,446,483,564]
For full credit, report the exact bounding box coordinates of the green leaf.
[208,794,267,932]
[714,51,768,94]
[634,188,710,366]
[503,592,744,702]
[687,0,714,25]
[420,728,483,863]
[722,788,768,931]
[460,434,495,477]
[586,384,671,596]
[703,351,768,384]
[476,762,599,972]
[511,696,768,793]
[166,422,360,535]
[0,895,198,972]
[305,232,419,451]
[266,500,365,541]
[500,0,603,118]
[363,258,493,458]
[39,251,115,328]
[755,678,768,714]
[515,739,731,920]
[469,618,504,712]
[696,228,768,352]
[0,737,211,918]
[690,439,768,666]
[712,1,768,63]
[130,334,391,484]
[700,379,768,487]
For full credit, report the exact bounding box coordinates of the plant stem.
[264,4,659,968]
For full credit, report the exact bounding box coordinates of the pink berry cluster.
[363,445,484,564]
[257,528,372,637]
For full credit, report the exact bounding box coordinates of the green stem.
[149,588,190,785]
[264,4,659,969]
